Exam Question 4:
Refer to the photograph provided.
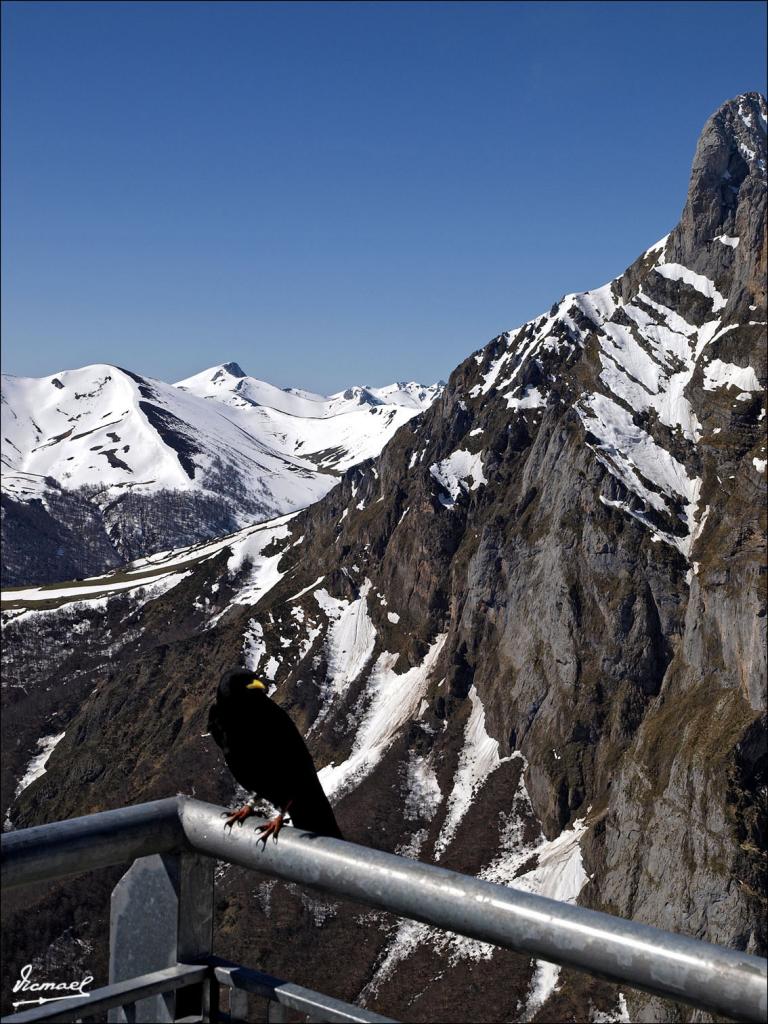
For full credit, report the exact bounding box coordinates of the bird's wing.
[265,703,343,838]
[290,774,343,839]
[207,702,228,754]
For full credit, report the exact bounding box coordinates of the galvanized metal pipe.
[1,798,184,889]
[210,959,396,1023]
[179,798,767,1023]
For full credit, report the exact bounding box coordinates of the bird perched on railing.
[208,668,343,843]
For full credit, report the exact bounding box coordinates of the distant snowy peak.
[176,364,443,419]
[363,381,446,411]
[171,364,443,476]
[2,361,443,524]
[1,362,321,504]
[176,364,326,418]
[216,361,247,379]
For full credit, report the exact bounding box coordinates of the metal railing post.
[228,987,249,1023]
[201,971,220,1024]
[267,1000,287,1023]
[108,851,213,1023]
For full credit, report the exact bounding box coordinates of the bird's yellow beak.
[246,678,266,690]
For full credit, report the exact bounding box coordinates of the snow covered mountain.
[1,363,442,584]
[2,94,766,1022]
[175,362,443,470]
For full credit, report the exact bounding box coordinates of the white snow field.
[1,362,442,524]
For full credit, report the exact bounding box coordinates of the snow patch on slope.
[506,386,546,412]
[310,581,377,727]
[653,264,727,311]
[2,570,192,606]
[434,686,510,859]
[429,450,487,508]
[702,359,762,393]
[579,394,703,556]
[243,620,266,672]
[403,753,443,822]
[223,521,292,610]
[14,732,66,798]
[591,995,631,1023]
[319,634,447,801]
[515,818,590,1018]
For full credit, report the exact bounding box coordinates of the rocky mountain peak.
[666,92,767,317]
[701,92,766,170]
[340,386,382,406]
[213,361,247,380]
[686,92,766,206]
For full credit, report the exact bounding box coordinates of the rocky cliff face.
[2,94,766,1023]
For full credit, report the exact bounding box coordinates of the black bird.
[208,668,343,842]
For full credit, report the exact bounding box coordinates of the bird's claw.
[222,804,255,830]
[257,813,285,847]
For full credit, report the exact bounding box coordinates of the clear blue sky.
[2,1,766,392]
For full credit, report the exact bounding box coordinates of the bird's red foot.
[222,804,255,829]
[257,813,286,846]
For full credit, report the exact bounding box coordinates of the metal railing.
[1,797,766,1023]
[2,961,392,1024]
